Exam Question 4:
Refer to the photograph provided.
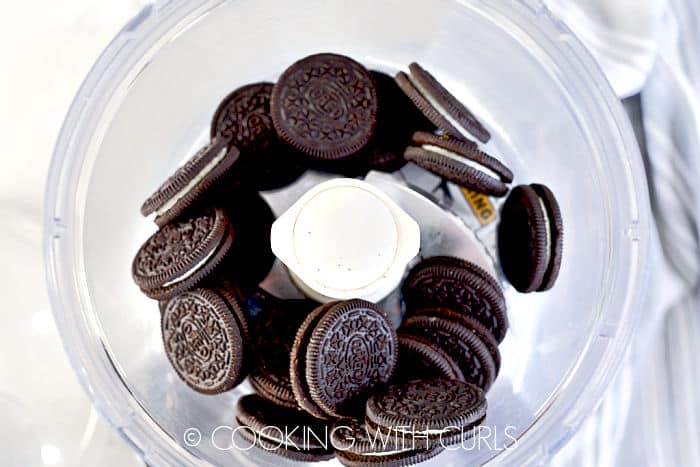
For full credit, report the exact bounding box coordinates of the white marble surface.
[0,1,148,465]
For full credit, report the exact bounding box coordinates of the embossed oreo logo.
[161,290,243,394]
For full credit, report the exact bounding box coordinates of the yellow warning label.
[460,187,496,225]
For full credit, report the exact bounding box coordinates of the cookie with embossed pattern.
[290,302,339,420]
[215,280,251,342]
[498,183,563,293]
[395,63,491,143]
[402,256,508,343]
[401,315,497,391]
[304,299,398,418]
[405,131,512,197]
[331,418,440,465]
[271,53,378,160]
[217,188,276,290]
[212,83,276,150]
[235,394,332,451]
[362,71,435,172]
[331,418,399,455]
[335,444,444,467]
[235,423,335,463]
[412,307,501,376]
[249,295,318,409]
[132,208,235,301]
[310,71,435,176]
[161,288,247,394]
[366,379,487,443]
[211,82,307,190]
[394,333,465,383]
[140,137,241,227]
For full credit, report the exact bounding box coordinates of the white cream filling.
[409,73,474,141]
[421,144,500,180]
[162,247,218,287]
[156,147,228,216]
[537,196,552,267]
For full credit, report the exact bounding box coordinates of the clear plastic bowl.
[44,0,650,465]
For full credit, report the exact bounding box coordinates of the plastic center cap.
[271,178,420,303]
[293,186,398,291]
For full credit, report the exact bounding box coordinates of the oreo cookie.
[394,333,465,383]
[292,300,398,419]
[132,208,234,300]
[313,71,436,176]
[216,280,251,343]
[211,82,306,190]
[290,302,339,420]
[306,300,399,418]
[498,183,563,292]
[161,288,248,394]
[405,131,512,197]
[235,421,334,463]
[140,137,240,226]
[212,82,276,149]
[235,394,333,453]
[395,63,491,143]
[335,446,443,467]
[271,53,379,160]
[366,379,487,445]
[413,307,501,376]
[401,315,497,391]
[249,295,317,409]
[402,256,508,343]
[218,188,276,290]
[331,418,441,466]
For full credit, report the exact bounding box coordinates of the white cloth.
[549,0,700,465]
[546,0,665,97]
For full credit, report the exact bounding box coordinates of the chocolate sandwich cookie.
[161,288,247,394]
[363,415,478,453]
[413,308,501,376]
[331,418,441,466]
[405,131,512,197]
[249,296,317,409]
[132,208,234,301]
[235,394,333,452]
[335,444,443,467]
[211,82,306,190]
[216,280,251,342]
[394,333,465,383]
[220,188,276,290]
[314,71,436,176]
[293,300,398,419]
[290,302,339,420]
[306,300,399,418]
[401,315,497,391]
[140,137,240,226]
[498,183,563,293]
[366,379,487,446]
[212,83,276,150]
[395,63,490,143]
[235,424,335,463]
[271,53,379,160]
[402,256,508,343]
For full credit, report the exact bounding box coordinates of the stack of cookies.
[130,52,565,465]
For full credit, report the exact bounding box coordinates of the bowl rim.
[43,0,650,465]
